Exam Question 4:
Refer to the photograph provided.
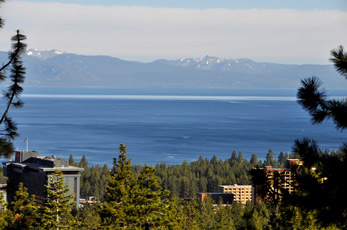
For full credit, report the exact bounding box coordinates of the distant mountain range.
[0,49,345,88]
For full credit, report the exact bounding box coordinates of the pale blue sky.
[2,1,347,64]
[10,0,347,10]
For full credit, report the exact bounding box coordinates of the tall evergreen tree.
[237,151,243,163]
[68,154,75,166]
[102,144,135,228]
[231,150,238,164]
[6,183,38,230]
[79,155,88,168]
[0,0,27,158]
[278,152,285,165]
[264,149,275,166]
[40,170,75,229]
[199,196,215,229]
[293,45,347,227]
[130,165,172,229]
[250,153,258,165]
[76,204,102,229]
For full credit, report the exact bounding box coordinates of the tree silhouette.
[297,46,347,130]
[0,1,27,158]
[293,45,347,227]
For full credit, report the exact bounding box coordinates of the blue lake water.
[4,87,347,166]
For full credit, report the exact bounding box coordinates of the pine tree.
[250,153,258,165]
[76,203,102,229]
[79,155,88,168]
[40,170,75,229]
[237,151,243,163]
[102,144,135,229]
[6,183,38,230]
[230,150,238,165]
[292,45,347,227]
[130,165,172,229]
[68,154,75,166]
[297,46,347,130]
[215,205,235,230]
[278,152,285,166]
[264,149,274,166]
[199,196,215,229]
[0,1,27,158]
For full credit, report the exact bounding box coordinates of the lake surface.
[4,87,347,166]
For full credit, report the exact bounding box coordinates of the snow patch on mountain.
[26,49,65,60]
[162,55,293,74]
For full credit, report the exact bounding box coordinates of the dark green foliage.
[5,183,38,230]
[69,154,75,166]
[271,205,337,230]
[292,141,347,227]
[80,163,109,202]
[102,144,135,228]
[199,196,215,229]
[76,203,102,229]
[0,1,27,158]
[130,165,172,229]
[250,153,259,165]
[278,152,285,166]
[40,170,76,229]
[78,154,110,201]
[79,155,88,168]
[264,149,277,167]
[231,150,238,163]
[0,27,27,158]
[297,47,347,131]
[80,150,282,200]
[330,45,347,79]
[180,199,272,230]
[291,46,347,227]
[0,192,7,229]
[152,151,264,199]
[0,167,6,184]
[102,144,178,229]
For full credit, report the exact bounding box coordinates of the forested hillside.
[73,149,293,200]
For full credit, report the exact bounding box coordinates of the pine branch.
[330,45,347,79]
[0,30,26,126]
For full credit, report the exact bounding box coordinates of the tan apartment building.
[217,184,253,205]
[253,159,302,202]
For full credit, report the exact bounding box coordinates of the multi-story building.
[3,150,84,208]
[253,159,301,203]
[217,184,253,205]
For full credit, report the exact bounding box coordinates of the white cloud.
[1,1,347,63]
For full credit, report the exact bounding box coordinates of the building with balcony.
[253,159,302,203]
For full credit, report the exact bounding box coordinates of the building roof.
[218,184,252,187]
[6,161,84,172]
[3,150,84,173]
